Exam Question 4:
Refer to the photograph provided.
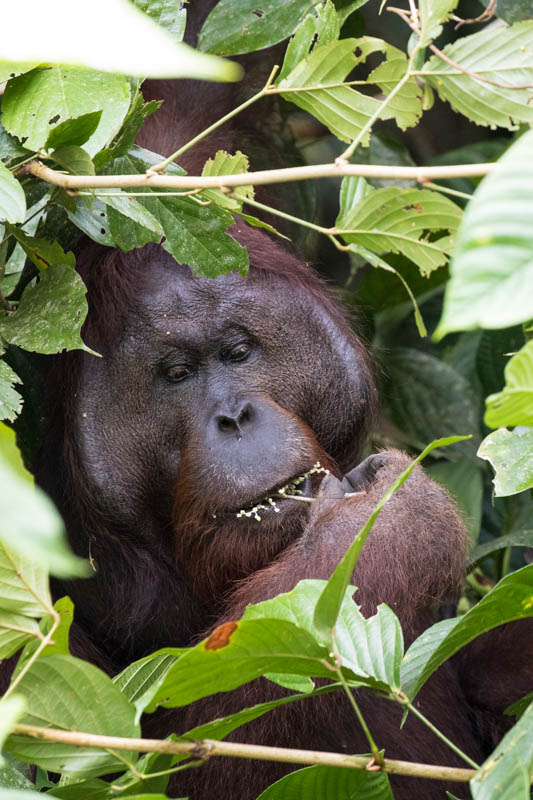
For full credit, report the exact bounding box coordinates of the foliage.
[1,0,533,799]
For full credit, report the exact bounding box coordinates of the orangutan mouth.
[235,462,330,522]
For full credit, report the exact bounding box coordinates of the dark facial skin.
[72,252,372,596]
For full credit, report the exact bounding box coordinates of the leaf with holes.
[337,185,461,274]
[2,68,131,156]
[278,38,382,146]
[201,150,253,211]
[418,0,460,47]
[422,22,533,129]
[478,427,533,496]
[199,0,318,56]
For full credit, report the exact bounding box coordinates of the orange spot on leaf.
[205,621,238,651]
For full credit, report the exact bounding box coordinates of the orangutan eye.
[227,342,251,362]
[166,365,192,383]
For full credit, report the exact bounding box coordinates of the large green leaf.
[278,39,381,146]
[436,131,533,336]
[422,22,533,129]
[148,617,387,711]
[5,226,76,271]
[471,701,533,800]
[0,163,25,224]
[243,581,403,691]
[0,0,238,80]
[383,349,480,460]
[0,424,87,580]
[484,341,533,428]
[102,191,164,252]
[401,564,533,700]
[6,655,140,778]
[337,185,461,274]
[478,427,533,496]
[109,148,249,277]
[0,265,92,355]
[198,0,317,55]
[2,68,131,156]
[256,764,393,800]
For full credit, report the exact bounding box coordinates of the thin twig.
[11,724,476,783]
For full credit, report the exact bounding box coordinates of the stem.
[337,669,383,764]
[150,65,279,173]
[15,160,496,192]
[11,724,476,783]
[337,43,419,162]
[422,181,473,201]
[405,703,480,770]
[4,611,60,698]
[238,194,328,235]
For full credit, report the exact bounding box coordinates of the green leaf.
[435,131,533,336]
[471,701,533,800]
[0,265,93,355]
[0,163,25,224]
[469,529,533,565]
[50,146,95,177]
[113,654,176,722]
[0,360,23,423]
[364,39,423,130]
[426,458,483,541]
[201,150,253,211]
[5,655,140,778]
[132,0,187,40]
[484,341,533,428]
[0,0,239,81]
[505,692,533,721]
[0,760,35,790]
[401,563,533,700]
[478,427,533,496]
[422,22,533,129]
[418,0,460,47]
[337,187,461,275]
[312,436,470,648]
[198,0,318,56]
[243,580,403,691]
[149,618,341,710]
[0,699,26,767]
[102,191,164,252]
[93,95,161,170]
[278,39,382,146]
[0,424,87,580]
[44,112,103,150]
[383,349,480,460]
[0,124,29,166]
[278,1,340,81]
[5,226,75,271]
[256,764,393,800]
[11,597,74,679]
[110,148,249,277]
[0,611,41,660]
[66,198,114,246]
[2,68,131,157]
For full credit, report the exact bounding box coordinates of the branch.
[15,160,495,192]
[11,723,476,783]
